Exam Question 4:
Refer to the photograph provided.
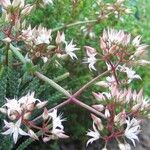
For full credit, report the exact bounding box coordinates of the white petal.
[13,129,19,144]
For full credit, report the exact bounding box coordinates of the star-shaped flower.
[83,46,97,71]
[64,40,79,60]
[2,118,29,143]
[86,123,100,146]
[124,117,141,146]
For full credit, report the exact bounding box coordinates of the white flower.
[2,118,29,143]
[35,26,52,45]
[102,28,131,48]
[64,40,79,59]
[117,65,141,83]
[125,68,141,82]
[86,123,100,146]
[3,98,21,116]
[18,92,41,110]
[49,109,64,130]
[83,46,97,71]
[124,117,141,146]
[48,109,68,139]
[132,35,141,47]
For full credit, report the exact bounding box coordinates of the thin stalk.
[52,19,97,32]
[10,44,26,64]
[71,97,106,118]
[34,71,71,97]
[73,70,110,97]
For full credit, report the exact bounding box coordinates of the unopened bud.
[21,4,34,16]
[55,31,65,44]
[104,108,110,118]
[43,136,51,142]
[23,112,31,120]
[36,101,48,109]
[28,129,39,140]
[2,37,11,43]
[92,104,104,112]
[91,114,103,130]
[42,108,49,120]
[131,103,141,112]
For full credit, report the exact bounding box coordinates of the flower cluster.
[95,0,131,19]
[84,28,149,72]
[84,27,150,149]
[0,92,68,144]
[1,0,34,29]
[1,0,78,63]
[86,84,149,148]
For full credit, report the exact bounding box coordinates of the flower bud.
[36,101,48,109]
[104,108,110,118]
[23,112,31,120]
[95,81,109,88]
[92,104,104,112]
[91,114,103,130]
[43,136,51,142]
[42,108,49,120]
[55,31,65,44]
[92,92,105,101]
[28,129,39,140]
[131,103,141,112]
[21,4,34,16]
[2,37,12,43]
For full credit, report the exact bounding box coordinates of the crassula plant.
[0,0,149,149]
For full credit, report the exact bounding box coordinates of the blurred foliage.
[0,0,150,149]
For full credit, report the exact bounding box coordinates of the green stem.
[34,71,71,97]
[10,44,26,64]
[53,72,70,82]
[52,19,97,32]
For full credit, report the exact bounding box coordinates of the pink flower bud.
[92,104,104,112]
[91,114,103,131]
[21,4,34,16]
[84,46,97,56]
[92,92,105,101]
[42,108,49,120]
